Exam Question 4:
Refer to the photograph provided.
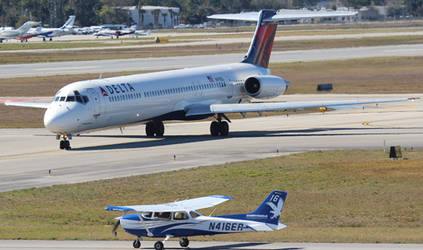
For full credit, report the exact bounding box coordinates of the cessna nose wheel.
[132,239,141,248]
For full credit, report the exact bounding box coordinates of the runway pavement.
[1,240,422,250]
[2,44,423,78]
[0,94,422,192]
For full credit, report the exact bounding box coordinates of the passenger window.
[173,212,188,220]
[189,211,201,218]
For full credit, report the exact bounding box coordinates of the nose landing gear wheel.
[59,140,71,150]
[179,237,189,247]
[154,241,164,250]
[133,239,141,248]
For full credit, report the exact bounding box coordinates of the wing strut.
[136,212,153,237]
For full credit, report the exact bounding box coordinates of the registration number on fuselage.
[208,222,246,231]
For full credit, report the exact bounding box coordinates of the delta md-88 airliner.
[5,10,415,150]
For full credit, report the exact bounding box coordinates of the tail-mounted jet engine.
[243,75,289,99]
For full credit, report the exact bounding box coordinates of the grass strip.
[0,150,422,242]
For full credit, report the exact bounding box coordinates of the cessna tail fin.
[248,190,287,225]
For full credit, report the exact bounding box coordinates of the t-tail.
[61,16,76,29]
[242,10,278,68]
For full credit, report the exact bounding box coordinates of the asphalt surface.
[0,240,422,250]
[1,94,422,192]
[2,44,423,78]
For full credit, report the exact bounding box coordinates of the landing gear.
[57,134,72,150]
[133,239,141,248]
[210,114,230,136]
[179,237,189,248]
[154,241,164,250]
[43,37,46,42]
[49,37,53,41]
[146,120,164,137]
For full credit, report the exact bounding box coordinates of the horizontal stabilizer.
[208,9,357,22]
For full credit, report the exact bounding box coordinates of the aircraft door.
[87,88,102,119]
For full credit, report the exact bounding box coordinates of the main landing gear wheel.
[133,239,141,248]
[146,120,164,137]
[210,121,229,136]
[179,237,189,247]
[154,241,164,250]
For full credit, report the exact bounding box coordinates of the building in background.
[119,6,180,29]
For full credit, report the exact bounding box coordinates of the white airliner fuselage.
[5,9,413,150]
[44,63,275,134]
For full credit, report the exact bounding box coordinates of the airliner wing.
[4,101,50,109]
[105,195,232,212]
[208,9,357,22]
[185,98,415,116]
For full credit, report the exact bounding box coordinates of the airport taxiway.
[2,44,423,78]
[1,94,422,192]
[0,240,422,250]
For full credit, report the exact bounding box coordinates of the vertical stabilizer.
[242,10,277,68]
[61,16,76,29]
[248,190,287,225]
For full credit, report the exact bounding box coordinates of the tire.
[154,241,164,250]
[146,122,154,137]
[155,121,164,137]
[210,121,219,136]
[220,121,229,136]
[133,239,141,248]
[59,140,65,150]
[65,141,71,150]
[179,237,189,247]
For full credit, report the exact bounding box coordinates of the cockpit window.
[76,95,82,103]
[59,97,65,101]
[142,212,152,218]
[55,97,59,102]
[83,96,89,103]
[66,96,75,102]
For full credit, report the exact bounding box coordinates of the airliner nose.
[44,112,67,133]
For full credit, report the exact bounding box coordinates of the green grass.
[0,150,422,242]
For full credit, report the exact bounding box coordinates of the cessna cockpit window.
[156,212,171,220]
[142,212,152,218]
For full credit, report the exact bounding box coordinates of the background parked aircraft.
[24,16,76,41]
[0,21,40,43]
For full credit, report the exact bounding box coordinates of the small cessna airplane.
[24,16,76,41]
[0,21,40,43]
[106,190,287,250]
[4,9,416,150]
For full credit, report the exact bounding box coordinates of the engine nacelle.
[243,75,288,99]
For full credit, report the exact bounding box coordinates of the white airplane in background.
[4,9,416,150]
[0,21,40,43]
[24,16,76,41]
[106,190,288,250]
[95,25,151,39]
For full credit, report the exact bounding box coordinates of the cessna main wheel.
[179,237,189,247]
[154,241,164,250]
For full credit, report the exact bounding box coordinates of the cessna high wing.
[24,16,76,41]
[106,190,288,250]
[4,9,415,150]
[0,21,40,43]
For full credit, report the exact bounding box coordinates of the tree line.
[0,0,421,27]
